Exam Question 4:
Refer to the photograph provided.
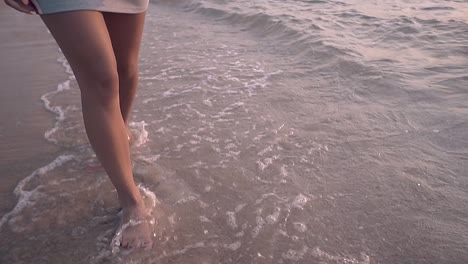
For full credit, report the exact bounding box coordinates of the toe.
[134,239,143,249]
[142,241,153,250]
[121,240,129,249]
[121,237,134,249]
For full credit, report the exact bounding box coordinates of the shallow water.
[1,0,467,263]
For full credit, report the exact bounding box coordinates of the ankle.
[117,190,144,208]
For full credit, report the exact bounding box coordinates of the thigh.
[40,11,117,83]
[103,12,146,72]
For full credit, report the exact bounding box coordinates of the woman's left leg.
[103,12,146,128]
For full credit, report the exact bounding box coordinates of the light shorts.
[31,0,149,15]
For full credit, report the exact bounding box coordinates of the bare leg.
[103,11,153,247]
[104,12,146,143]
[40,11,152,249]
[103,12,146,126]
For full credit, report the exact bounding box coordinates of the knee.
[78,68,120,105]
[117,61,139,84]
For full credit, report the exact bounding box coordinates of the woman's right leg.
[103,12,146,141]
[40,11,152,249]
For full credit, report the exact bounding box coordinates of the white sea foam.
[256,155,279,171]
[162,102,186,112]
[226,211,238,229]
[280,165,288,177]
[266,207,281,224]
[58,56,74,76]
[258,145,273,156]
[142,97,158,104]
[176,194,199,204]
[129,121,149,147]
[203,136,219,143]
[162,84,201,98]
[186,104,206,118]
[0,155,75,231]
[41,80,72,143]
[224,241,242,251]
[251,216,265,238]
[211,101,245,119]
[312,247,370,264]
[40,55,76,143]
[138,184,158,210]
[199,216,211,223]
[255,192,288,205]
[225,143,237,149]
[291,194,309,209]
[292,222,307,233]
[151,242,207,262]
[138,154,161,164]
[235,203,247,212]
[282,246,308,261]
[202,98,213,107]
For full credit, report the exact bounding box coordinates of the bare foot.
[120,204,153,250]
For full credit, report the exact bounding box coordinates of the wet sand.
[0,5,62,218]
